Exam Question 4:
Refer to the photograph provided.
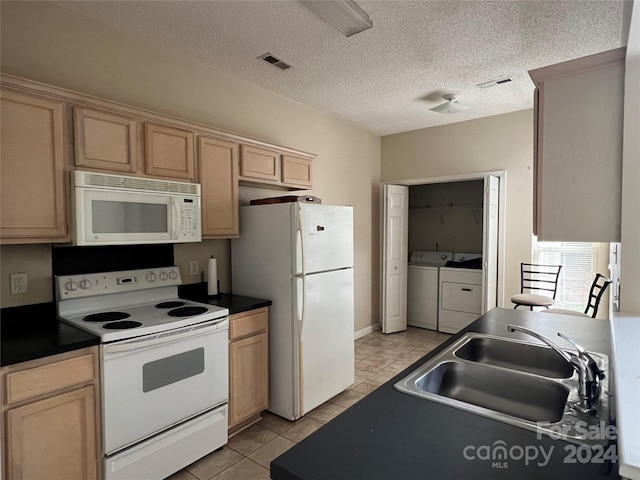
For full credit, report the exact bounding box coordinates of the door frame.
[379,170,507,323]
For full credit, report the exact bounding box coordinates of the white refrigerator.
[231,202,355,420]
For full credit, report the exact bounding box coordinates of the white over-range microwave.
[73,171,201,246]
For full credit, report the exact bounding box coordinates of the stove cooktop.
[56,267,228,342]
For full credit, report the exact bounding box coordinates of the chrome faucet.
[507,325,605,415]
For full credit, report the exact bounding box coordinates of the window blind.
[532,240,599,311]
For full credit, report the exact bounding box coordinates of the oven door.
[101,319,228,455]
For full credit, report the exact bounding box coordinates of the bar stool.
[542,274,611,318]
[511,263,562,310]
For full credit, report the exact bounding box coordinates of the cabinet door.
[198,136,239,238]
[144,123,194,180]
[282,154,312,189]
[6,386,98,480]
[228,332,268,428]
[529,48,625,242]
[0,89,68,241]
[239,144,279,182]
[74,106,138,172]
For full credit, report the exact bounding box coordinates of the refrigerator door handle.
[296,277,305,339]
[296,203,305,275]
[296,229,304,275]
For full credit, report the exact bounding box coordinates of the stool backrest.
[585,274,612,318]
[521,263,562,299]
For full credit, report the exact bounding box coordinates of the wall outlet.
[189,260,199,276]
[10,272,28,295]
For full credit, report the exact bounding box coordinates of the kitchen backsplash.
[51,244,174,276]
[0,244,53,308]
[0,239,232,309]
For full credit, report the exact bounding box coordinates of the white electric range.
[56,266,229,480]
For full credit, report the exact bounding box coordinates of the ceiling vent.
[258,53,293,71]
[476,76,513,89]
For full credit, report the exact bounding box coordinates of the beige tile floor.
[167,326,451,480]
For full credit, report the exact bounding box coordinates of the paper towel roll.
[207,256,218,296]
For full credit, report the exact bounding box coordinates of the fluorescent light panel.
[302,0,372,37]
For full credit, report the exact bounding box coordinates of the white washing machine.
[407,251,453,330]
[438,252,483,334]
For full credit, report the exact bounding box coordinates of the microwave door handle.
[172,197,180,240]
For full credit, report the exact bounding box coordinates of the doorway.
[380,171,506,334]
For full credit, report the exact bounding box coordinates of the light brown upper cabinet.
[282,154,313,189]
[529,47,625,242]
[239,144,280,183]
[74,107,138,173]
[0,89,68,243]
[239,144,315,190]
[198,136,239,238]
[144,123,195,181]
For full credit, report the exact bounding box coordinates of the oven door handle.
[103,319,228,356]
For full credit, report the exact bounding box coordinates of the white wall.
[0,1,381,331]
[381,110,534,305]
[408,181,484,254]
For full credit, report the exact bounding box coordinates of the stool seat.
[510,293,554,307]
[542,308,589,318]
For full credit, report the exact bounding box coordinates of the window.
[532,239,603,312]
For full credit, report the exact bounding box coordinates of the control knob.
[79,279,92,290]
[64,280,79,292]
[169,270,178,280]
[159,271,169,281]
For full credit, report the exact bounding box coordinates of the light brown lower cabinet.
[1,347,101,480]
[228,307,269,432]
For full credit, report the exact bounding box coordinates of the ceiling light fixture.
[429,94,470,114]
[301,0,372,37]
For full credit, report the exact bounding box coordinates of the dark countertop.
[1,290,270,368]
[1,303,100,367]
[271,308,619,480]
[179,283,272,314]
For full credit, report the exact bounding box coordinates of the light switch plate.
[189,260,199,276]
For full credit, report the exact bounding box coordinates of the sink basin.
[415,360,568,422]
[454,336,574,378]
[394,332,610,444]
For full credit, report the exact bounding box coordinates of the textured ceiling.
[56,0,627,136]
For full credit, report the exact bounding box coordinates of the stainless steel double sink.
[394,332,610,444]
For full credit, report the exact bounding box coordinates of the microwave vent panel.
[75,171,199,195]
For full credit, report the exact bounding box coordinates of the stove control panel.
[56,266,183,299]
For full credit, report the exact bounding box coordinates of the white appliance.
[56,267,229,480]
[73,170,201,246]
[232,203,355,421]
[407,251,453,330]
[438,252,483,334]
